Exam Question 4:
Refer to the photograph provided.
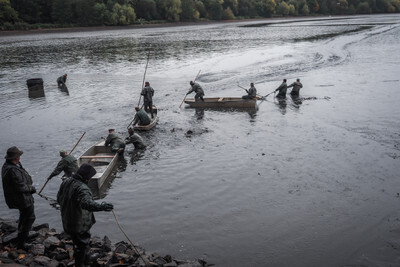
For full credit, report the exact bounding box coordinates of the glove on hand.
[30,186,36,194]
[101,202,114,212]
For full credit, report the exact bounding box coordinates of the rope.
[111,210,150,266]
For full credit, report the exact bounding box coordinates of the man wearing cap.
[141,81,155,118]
[57,74,67,87]
[242,82,257,99]
[105,129,126,153]
[187,81,205,102]
[133,106,151,126]
[47,150,78,180]
[2,146,36,250]
[288,78,303,97]
[57,163,114,267]
[125,128,146,150]
[274,79,288,99]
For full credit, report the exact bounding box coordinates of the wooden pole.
[137,52,151,107]
[38,131,86,195]
[179,70,201,108]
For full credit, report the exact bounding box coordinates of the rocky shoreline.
[0,218,209,266]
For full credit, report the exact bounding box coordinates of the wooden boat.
[184,97,257,109]
[133,105,158,131]
[78,140,119,189]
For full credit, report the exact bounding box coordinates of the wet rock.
[31,243,45,255]
[33,223,49,231]
[2,231,18,244]
[8,250,19,260]
[103,235,112,252]
[0,220,18,233]
[44,236,61,250]
[164,260,178,267]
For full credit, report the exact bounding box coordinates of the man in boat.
[288,78,303,97]
[187,81,205,102]
[47,150,78,180]
[133,106,151,126]
[57,74,67,87]
[274,79,288,99]
[2,146,36,250]
[57,163,113,267]
[105,129,126,153]
[242,82,257,99]
[141,81,155,119]
[125,128,146,150]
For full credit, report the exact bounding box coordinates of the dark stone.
[48,247,69,261]
[164,254,173,263]
[3,231,18,244]
[115,242,128,254]
[31,243,45,255]
[0,220,18,232]
[32,223,49,231]
[152,255,168,265]
[163,261,178,267]
[44,236,61,250]
[103,235,112,252]
[8,250,19,260]
[0,256,14,263]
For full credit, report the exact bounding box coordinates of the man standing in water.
[57,163,113,267]
[47,150,78,180]
[125,128,146,150]
[105,129,126,153]
[288,78,303,97]
[187,81,205,102]
[57,74,67,87]
[141,81,155,118]
[274,79,288,99]
[2,146,36,250]
[242,82,257,99]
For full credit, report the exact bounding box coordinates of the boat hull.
[78,140,118,189]
[184,97,257,108]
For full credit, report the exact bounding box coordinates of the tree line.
[1,0,399,30]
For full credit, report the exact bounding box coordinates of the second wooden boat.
[184,97,257,108]
[78,140,119,189]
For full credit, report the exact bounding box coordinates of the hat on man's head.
[5,146,23,160]
[108,129,115,132]
[59,150,67,156]
[77,163,96,182]
[128,128,134,134]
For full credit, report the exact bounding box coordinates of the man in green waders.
[47,150,78,180]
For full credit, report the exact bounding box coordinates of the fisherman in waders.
[274,79,288,99]
[288,78,303,97]
[105,129,126,153]
[242,82,257,99]
[187,81,205,102]
[2,146,36,250]
[125,128,146,150]
[47,150,78,180]
[57,74,67,87]
[141,81,155,118]
[133,106,151,126]
[57,163,113,267]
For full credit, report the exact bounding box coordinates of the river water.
[1,14,400,266]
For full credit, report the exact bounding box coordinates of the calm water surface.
[1,15,400,267]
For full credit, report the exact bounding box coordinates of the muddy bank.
[0,218,209,266]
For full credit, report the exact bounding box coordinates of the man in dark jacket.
[125,128,146,150]
[288,78,303,96]
[187,81,205,102]
[57,74,67,87]
[133,106,151,126]
[57,163,113,267]
[47,150,78,180]
[2,146,36,250]
[242,82,257,99]
[105,129,126,153]
[141,81,155,118]
[274,79,288,99]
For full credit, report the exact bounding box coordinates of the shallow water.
[1,14,400,266]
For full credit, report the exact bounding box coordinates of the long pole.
[38,131,86,195]
[112,210,151,266]
[179,70,201,108]
[137,52,151,107]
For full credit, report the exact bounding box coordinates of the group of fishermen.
[241,78,303,100]
[1,125,147,266]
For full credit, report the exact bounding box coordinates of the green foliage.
[181,0,196,21]
[222,6,235,19]
[135,0,159,21]
[0,0,19,24]
[255,0,276,17]
[276,1,290,16]
[356,1,371,12]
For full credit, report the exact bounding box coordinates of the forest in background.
[1,0,399,30]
